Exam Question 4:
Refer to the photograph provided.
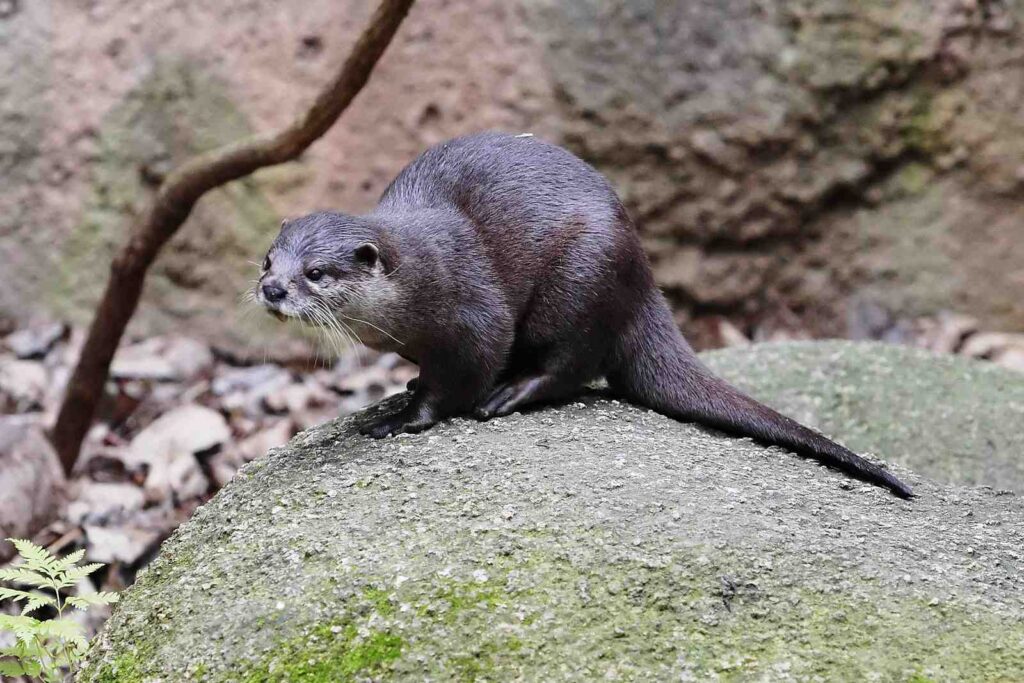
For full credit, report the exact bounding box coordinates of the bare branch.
[51,0,416,472]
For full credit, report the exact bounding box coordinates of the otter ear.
[354,243,379,267]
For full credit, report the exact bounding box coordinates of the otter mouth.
[260,303,290,322]
[264,306,315,325]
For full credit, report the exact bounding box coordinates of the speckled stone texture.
[80,342,1024,681]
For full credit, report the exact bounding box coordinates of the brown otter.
[255,132,912,498]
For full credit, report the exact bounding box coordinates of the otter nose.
[262,283,287,303]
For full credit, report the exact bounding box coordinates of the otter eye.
[306,268,324,282]
[262,255,271,271]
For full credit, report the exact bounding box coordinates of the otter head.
[255,212,394,330]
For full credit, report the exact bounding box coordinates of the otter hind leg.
[473,342,602,420]
[474,372,581,420]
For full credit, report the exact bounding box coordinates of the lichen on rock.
[79,342,1024,681]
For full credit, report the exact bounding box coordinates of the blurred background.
[6,0,1024,349]
[1,0,1023,642]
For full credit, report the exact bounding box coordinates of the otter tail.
[608,290,913,498]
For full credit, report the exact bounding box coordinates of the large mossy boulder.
[81,342,1024,681]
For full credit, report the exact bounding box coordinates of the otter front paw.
[359,404,437,438]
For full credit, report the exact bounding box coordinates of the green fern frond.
[0,589,48,602]
[0,567,51,588]
[2,643,44,678]
[0,658,27,677]
[57,563,105,588]
[22,593,57,616]
[51,548,86,573]
[1,638,46,678]
[20,657,44,678]
[0,613,39,630]
[9,538,58,576]
[65,592,119,610]
[1,539,121,679]
[0,614,41,647]
[0,587,57,616]
[2,639,48,665]
[35,619,89,651]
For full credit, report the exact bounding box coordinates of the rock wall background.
[2,0,1023,351]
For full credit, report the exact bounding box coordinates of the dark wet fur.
[276,132,912,498]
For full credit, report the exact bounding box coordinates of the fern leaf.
[1,639,47,669]
[0,567,50,588]
[21,660,43,678]
[8,539,58,576]
[0,587,58,616]
[0,613,39,630]
[0,615,40,658]
[0,658,26,677]
[65,592,119,610]
[35,618,85,638]
[22,593,57,616]
[21,657,44,678]
[0,587,38,603]
[36,619,89,651]
[51,548,86,573]
[0,587,56,613]
[57,563,104,588]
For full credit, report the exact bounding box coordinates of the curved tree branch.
[52,0,417,473]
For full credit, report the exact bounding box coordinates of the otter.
[256,132,912,498]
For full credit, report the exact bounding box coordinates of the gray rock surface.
[0,417,65,562]
[81,342,1024,681]
[530,0,1024,340]
[705,341,1024,492]
[3,321,68,360]
[0,358,48,413]
[129,404,230,503]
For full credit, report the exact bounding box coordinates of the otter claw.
[359,406,436,438]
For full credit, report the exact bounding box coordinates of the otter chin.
[257,299,294,323]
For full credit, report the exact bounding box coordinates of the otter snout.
[262,282,287,303]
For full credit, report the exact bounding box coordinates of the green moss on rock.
[243,624,402,682]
